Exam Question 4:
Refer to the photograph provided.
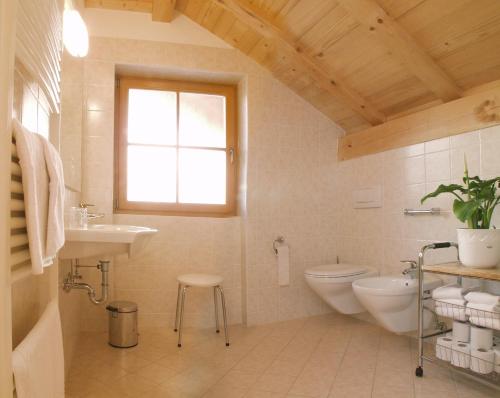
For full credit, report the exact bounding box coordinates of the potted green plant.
[421,159,500,268]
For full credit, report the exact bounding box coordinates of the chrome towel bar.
[404,208,441,216]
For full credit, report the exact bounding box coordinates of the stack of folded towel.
[465,292,500,330]
[432,284,475,321]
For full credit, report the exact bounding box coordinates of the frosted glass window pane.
[179,149,226,204]
[127,145,176,202]
[179,92,226,148]
[128,89,177,145]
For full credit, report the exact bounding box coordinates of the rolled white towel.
[464,292,500,306]
[466,302,500,314]
[432,284,477,300]
[434,298,467,307]
[469,316,500,331]
[435,305,467,321]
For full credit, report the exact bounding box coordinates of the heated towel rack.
[10,137,31,282]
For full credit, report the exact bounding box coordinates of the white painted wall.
[83,8,231,49]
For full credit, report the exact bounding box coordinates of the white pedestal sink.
[59,224,158,260]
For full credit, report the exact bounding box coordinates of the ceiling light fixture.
[63,0,89,57]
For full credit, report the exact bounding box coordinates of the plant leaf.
[453,199,480,224]
[421,184,466,204]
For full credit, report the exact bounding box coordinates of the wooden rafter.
[338,80,500,160]
[337,0,462,102]
[152,0,176,22]
[212,0,386,126]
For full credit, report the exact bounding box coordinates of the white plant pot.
[457,228,500,268]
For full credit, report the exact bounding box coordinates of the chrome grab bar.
[404,208,441,216]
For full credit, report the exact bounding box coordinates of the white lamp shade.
[63,9,89,57]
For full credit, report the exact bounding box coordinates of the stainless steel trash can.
[106,301,138,348]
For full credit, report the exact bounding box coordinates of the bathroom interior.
[2,0,500,397]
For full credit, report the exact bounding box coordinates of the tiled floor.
[66,314,498,398]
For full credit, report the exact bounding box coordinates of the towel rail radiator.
[10,138,31,282]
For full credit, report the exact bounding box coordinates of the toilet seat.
[303,263,379,314]
[304,264,368,278]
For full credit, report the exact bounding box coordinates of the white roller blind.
[16,0,63,114]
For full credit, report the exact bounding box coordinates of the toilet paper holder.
[273,236,285,255]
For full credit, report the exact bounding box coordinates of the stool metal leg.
[214,286,220,333]
[174,283,182,332]
[177,286,188,347]
[216,286,230,346]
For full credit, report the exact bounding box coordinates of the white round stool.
[174,273,230,347]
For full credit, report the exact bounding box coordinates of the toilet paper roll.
[470,348,495,374]
[277,245,289,286]
[495,347,500,373]
[436,336,453,362]
[453,320,470,342]
[451,342,471,368]
[470,325,493,350]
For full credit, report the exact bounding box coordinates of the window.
[115,77,237,216]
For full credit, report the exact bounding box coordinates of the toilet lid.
[304,264,368,278]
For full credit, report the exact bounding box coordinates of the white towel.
[465,291,500,306]
[469,316,500,331]
[435,305,467,321]
[12,299,65,398]
[14,120,65,274]
[42,138,65,257]
[466,302,500,314]
[14,120,51,274]
[434,298,467,307]
[432,283,477,300]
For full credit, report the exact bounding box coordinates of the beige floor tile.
[131,362,180,384]
[372,384,415,398]
[328,382,372,398]
[254,372,297,394]
[245,390,287,398]
[159,380,213,397]
[374,366,413,388]
[216,369,261,390]
[79,361,129,384]
[149,383,204,398]
[288,363,337,398]
[454,376,499,398]
[111,374,159,397]
[67,315,493,398]
[105,351,152,373]
[66,377,108,398]
[202,383,249,398]
[266,359,306,377]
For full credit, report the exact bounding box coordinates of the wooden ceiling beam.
[338,81,500,160]
[152,0,176,22]
[337,0,462,102]
[212,0,386,126]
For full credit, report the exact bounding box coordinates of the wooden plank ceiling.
[85,0,500,157]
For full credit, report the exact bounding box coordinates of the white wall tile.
[425,150,450,182]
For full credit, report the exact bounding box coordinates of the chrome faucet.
[79,201,105,220]
[401,260,418,278]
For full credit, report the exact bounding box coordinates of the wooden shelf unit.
[422,262,500,282]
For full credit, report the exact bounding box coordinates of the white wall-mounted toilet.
[304,264,378,314]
